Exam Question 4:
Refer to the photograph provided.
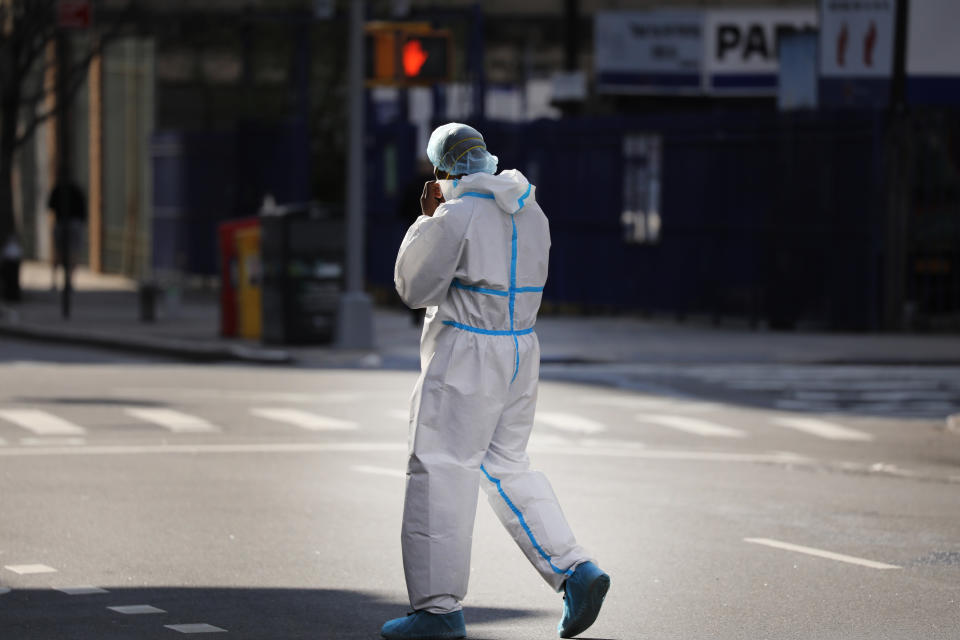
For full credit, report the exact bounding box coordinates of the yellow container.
[235,225,262,340]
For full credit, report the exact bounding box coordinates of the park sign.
[57,0,92,30]
[704,8,817,95]
[595,8,817,97]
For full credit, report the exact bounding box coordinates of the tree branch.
[11,1,139,150]
[12,43,99,150]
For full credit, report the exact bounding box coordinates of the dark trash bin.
[260,205,344,345]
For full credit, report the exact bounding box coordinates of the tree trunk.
[0,96,18,244]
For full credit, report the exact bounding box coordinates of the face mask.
[436,179,456,201]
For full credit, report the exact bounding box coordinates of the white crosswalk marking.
[125,408,220,433]
[637,414,746,438]
[0,410,86,435]
[164,623,227,634]
[250,408,357,431]
[108,605,166,615]
[579,395,719,412]
[352,465,405,478]
[580,395,676,409]
[55,586,109,595]
[535,412,607,434]
[528,433,575,447]
[4,564,57,575]
[770,416,874,441]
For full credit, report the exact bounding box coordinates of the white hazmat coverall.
[394,169,591,614]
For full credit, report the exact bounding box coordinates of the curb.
[0,322,292,365]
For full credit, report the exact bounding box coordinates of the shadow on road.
[0,586,548,639]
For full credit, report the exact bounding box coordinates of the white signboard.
[595,10,703,94]
[595,8,817,96]
[907,0,960,76]
[819,0,895,78]
[705,9,817,93]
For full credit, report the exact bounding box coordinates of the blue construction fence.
[366,111,889,331]
[151,121,312,277]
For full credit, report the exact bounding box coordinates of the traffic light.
[400,34,449,83]
[366,23,451,86]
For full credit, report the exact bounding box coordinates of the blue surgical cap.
[426,122,498,176]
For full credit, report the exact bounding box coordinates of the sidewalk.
[3,261,960,367]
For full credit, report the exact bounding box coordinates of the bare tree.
[0,0,130,247]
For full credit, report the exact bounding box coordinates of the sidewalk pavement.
[2,261,960,368]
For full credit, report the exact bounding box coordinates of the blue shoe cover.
[558,561,610,638]
[381,609,466,640]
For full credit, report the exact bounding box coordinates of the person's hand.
[420,181,445,217]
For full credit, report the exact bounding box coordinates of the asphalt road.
[1,339,958,639]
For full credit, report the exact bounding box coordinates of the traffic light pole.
[336,0,375,349]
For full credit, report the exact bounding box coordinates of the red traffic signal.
[401,35,449,82]
[365,23,451,86]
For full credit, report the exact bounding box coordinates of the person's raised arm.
[394,192,469,309]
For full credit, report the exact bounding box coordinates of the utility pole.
[55,31,72,320]
[884,0,910,330]
[336,0,375,349]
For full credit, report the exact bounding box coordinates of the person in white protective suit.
[381,123,611,640]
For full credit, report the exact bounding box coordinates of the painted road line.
[165,623,228,633]
[20,437,86,447]
[637,414,746,438]
[579,396,720,412]
[54,586,109,595]
[536,412,607,435]
[4,564,57,575]
[0,409,86,435]
[386,409,410,421]
[125,408,220,433]
[0,441,810,467]
[0,437,6,446]
[0,442,408,457]
[108,605,166,614]
[251,408,357,431]
[352,465,406,478]
[743,538,901,570]
[114,387,361,404]
[770,416,874,441]
[579,395,676,408]
[580,438,646,449]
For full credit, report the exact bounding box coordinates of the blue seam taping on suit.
[509,216,519,383]
[442,321,533,336]
[516,183,532,212]
[451,279,509,297]
[451,280,543,296]
[456,188,540,382]
[480,464,575,577]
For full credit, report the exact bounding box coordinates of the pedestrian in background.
[383,123,610,640]
[47,178,86,292]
